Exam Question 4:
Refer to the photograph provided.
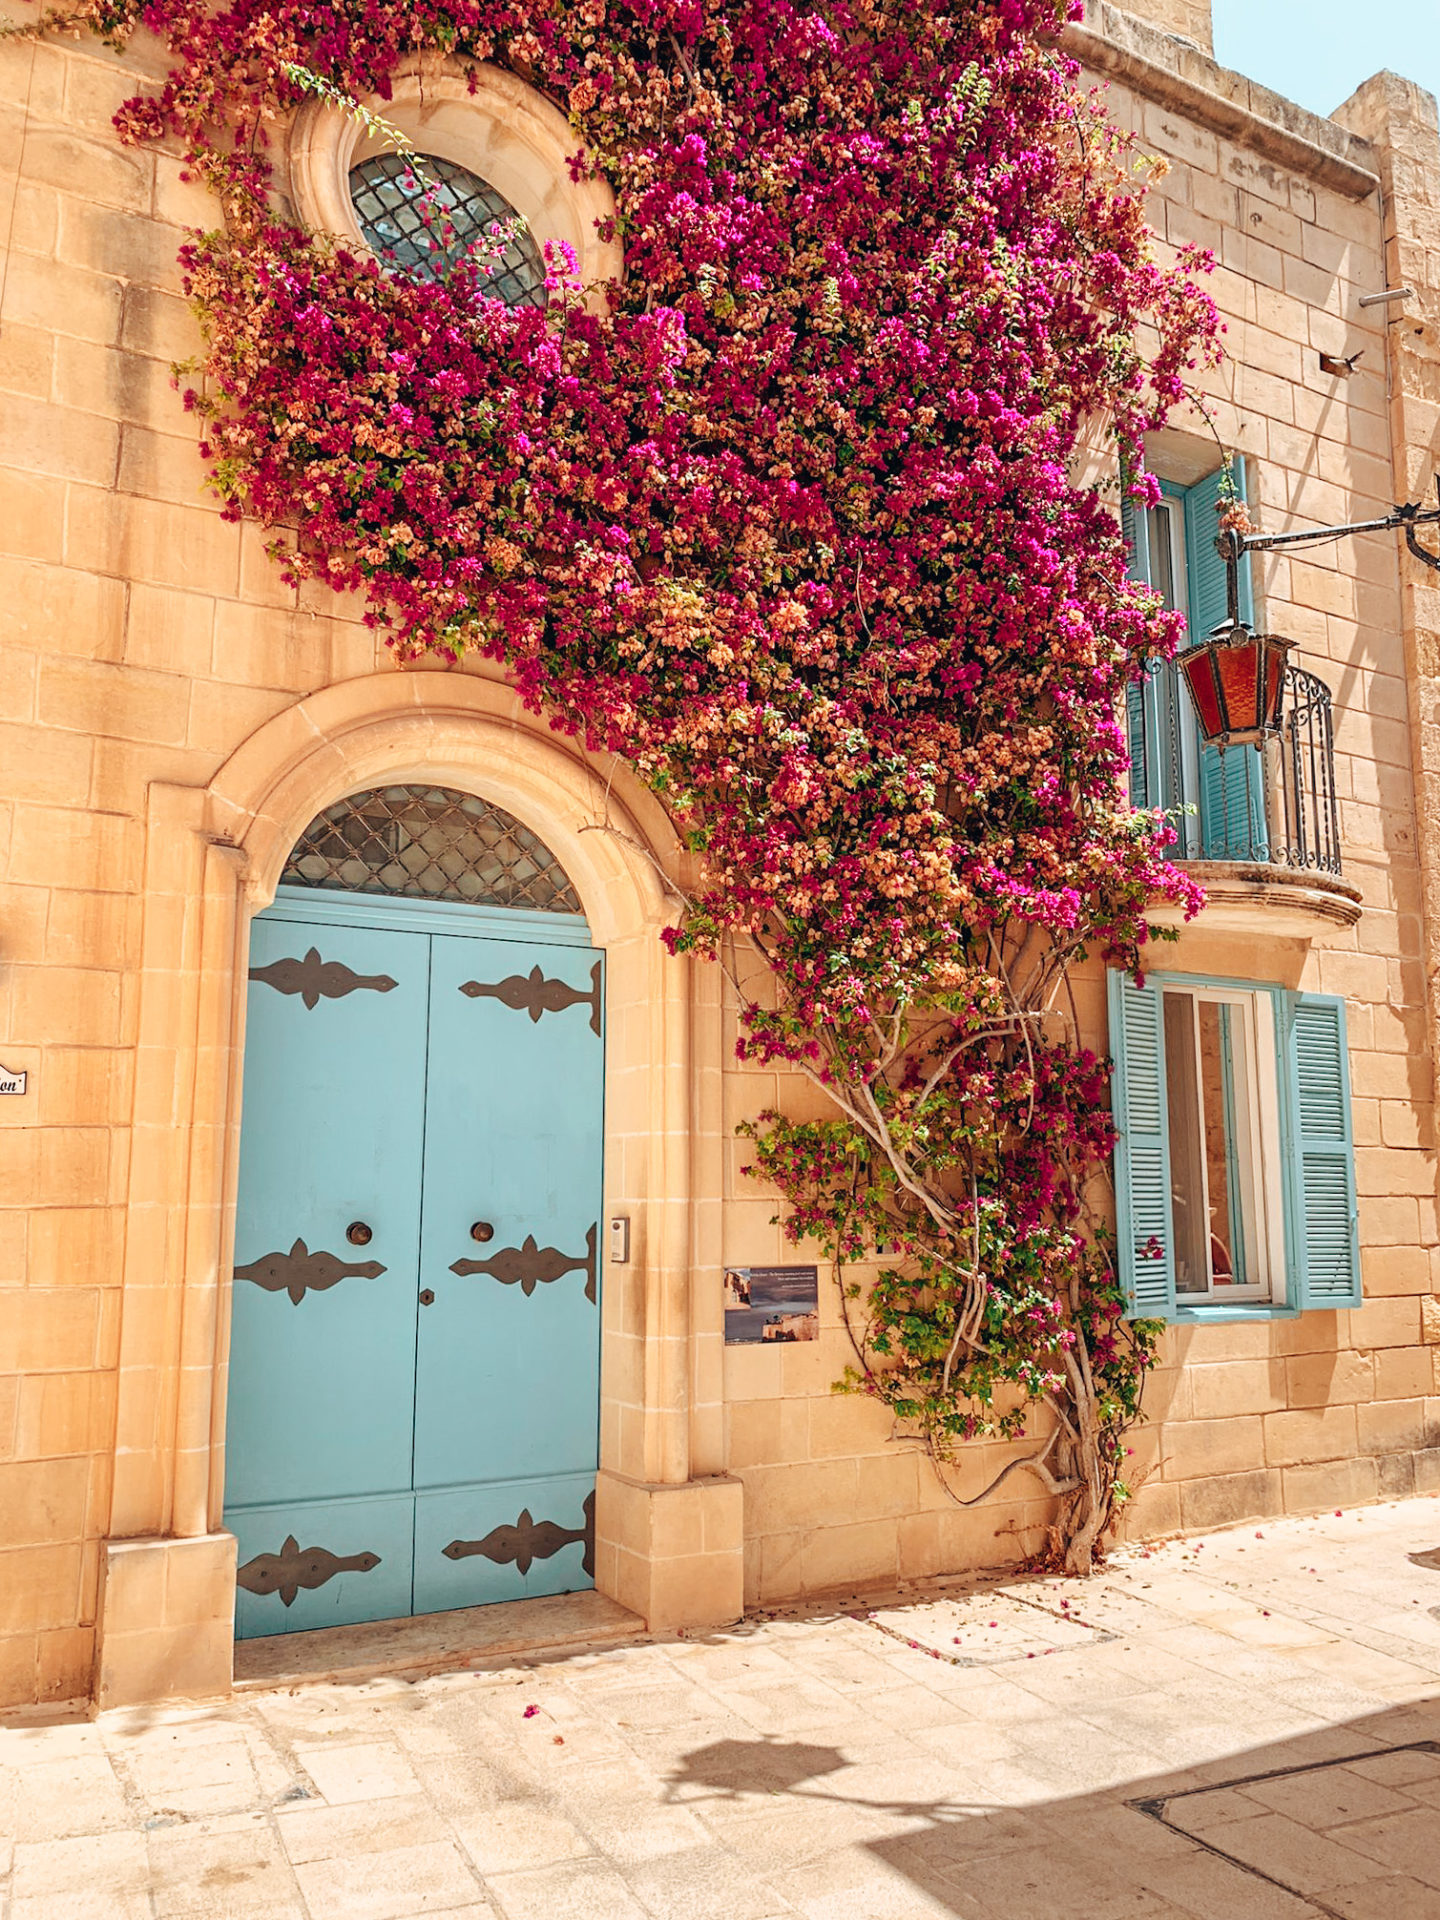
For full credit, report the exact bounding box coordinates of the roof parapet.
[1061,1,1380,201]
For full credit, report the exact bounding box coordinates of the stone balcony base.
[1148,860,1364,938]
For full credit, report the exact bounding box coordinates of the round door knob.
[346,1222,373,1246]
[470,1222,494,1243]
[418,1288,436,1307]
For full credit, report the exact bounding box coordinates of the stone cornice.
[1060,2,1380,201]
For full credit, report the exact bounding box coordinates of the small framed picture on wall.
[723,1265,820,1344]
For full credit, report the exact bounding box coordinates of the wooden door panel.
[231,1494,415,1638]
[413,1473,594,1615]
[225,915,429,1634]
[412,934,603,1582]
[227,907,605,1639]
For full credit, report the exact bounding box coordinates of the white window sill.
[1170,1303,1301,1324]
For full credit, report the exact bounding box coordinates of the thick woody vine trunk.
[1057,1395,1106,1576]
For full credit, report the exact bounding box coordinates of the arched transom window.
[281,785,582,913]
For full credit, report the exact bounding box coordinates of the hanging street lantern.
[1170,524,1292,748]
[1175,619,1292,748]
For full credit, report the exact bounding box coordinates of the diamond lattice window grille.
[349,152,548,305]
[282,786,583,914]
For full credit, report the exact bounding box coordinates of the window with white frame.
[1128,493,1200,857]
[1109,970,1360,1321]
[1161,983,1282,1302]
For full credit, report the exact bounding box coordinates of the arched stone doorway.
[92,676,743,1709]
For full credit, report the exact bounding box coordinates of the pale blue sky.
[1211,0,1438,120]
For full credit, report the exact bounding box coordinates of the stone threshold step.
[233,1589,645,1692]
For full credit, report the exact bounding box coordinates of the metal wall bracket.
[1217,475,1440,618]
[1399,498,1440,573]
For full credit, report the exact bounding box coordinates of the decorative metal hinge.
[235,1238,386,1305]
[236,1534,382,1606]
[249,948,398,1010]
[449,1223,597,1303]
[459,960,601,1035]
[443,1491,595,1578]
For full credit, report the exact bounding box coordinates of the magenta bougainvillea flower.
[57,0,1218,1566]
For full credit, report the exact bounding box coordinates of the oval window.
[348,151,547,305]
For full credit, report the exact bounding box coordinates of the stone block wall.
[1095,64,1440,1552]
[0,23,391,1705]
[1114,0,1212,53]
[1,5,1439,1704]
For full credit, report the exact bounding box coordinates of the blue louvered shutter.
[1109,968,1176,1319]
[1120,496,1158,810]
[1184,465,1254,631]
[1126,682,1151,808]
[1184,465,1267,859]
[1279,991,1361,1310]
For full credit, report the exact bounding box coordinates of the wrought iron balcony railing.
[1129,663,1342,878]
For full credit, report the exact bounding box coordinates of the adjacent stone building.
[1,0,1438,1710]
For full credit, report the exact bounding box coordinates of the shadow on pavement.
[670,1699,1440,1919]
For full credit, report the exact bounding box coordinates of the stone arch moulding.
[94,673,743,1712]
[287,57,623,304]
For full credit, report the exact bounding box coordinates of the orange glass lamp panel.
[1179,648,1225,741]
[1215,642,1262,730]
[1264,646,1284,722]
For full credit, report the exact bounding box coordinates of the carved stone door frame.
[93,671,743,1710]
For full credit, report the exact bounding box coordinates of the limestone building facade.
[1,0,1438,1710]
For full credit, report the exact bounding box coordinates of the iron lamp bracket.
[1219,474,1440,624]
[1399,497,1440,574]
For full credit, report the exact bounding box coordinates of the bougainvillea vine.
[27,0,1222,1570]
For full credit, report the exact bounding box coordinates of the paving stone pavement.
[5,1496,1440,1920]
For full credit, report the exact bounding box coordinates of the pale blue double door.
[225,890,603,1639]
